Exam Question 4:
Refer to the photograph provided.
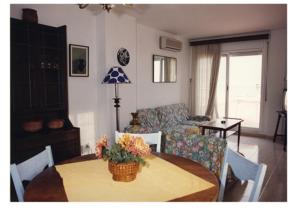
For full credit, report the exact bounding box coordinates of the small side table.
[273,110,287,151]
[200,118,243,153]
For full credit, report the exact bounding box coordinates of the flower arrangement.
[95,134,151,165]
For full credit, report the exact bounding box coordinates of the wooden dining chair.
[115,131,162,152]
[10,145,54,201]
[218,147,267,202]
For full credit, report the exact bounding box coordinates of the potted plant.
[95,134,151,182]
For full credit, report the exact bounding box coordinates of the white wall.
[10,5,190,148]
[137,24,190,109]
[264,28,287,136]
[95,13,112,145]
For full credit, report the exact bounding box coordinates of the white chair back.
[115,131,162,153]
[10,145,54,201]
[218,147,267,202]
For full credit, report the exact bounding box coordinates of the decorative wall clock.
[117,48,130,66]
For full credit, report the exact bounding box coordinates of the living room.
[10,3,287,149]
[3,0,295,208]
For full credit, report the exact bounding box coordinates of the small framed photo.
[69,44,89,77]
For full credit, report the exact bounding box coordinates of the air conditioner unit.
[160,36,182,52]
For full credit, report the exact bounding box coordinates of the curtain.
[190,44,221,118]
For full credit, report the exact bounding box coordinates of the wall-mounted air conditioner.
[160,36,182,52]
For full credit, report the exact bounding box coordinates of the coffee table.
[200,118,243,152]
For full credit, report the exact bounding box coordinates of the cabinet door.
[40,26,65,110]
[11,44,31,113]
[11,20,31,113]
[28,23,43,110]
[11,18,68,117]
[11,20,44,114]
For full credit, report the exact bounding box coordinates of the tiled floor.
[223,135,287,201]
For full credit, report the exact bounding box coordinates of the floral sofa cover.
[124,103,227,175]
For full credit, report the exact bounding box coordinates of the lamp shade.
[102,66,131,84]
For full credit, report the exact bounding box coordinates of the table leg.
[284,114,287,151]
[223,130,227,139]
[273,114,281,142]
[237,123,241,153]
[202,127,205,135]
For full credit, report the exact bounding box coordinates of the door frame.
[219,43,268,134]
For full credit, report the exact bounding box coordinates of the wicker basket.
[47,119,64,129]
[22,120,43,132]
[108,161,139,182]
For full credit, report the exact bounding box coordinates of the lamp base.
[113,97,120,131]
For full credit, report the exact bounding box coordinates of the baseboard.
[241,132,273,139]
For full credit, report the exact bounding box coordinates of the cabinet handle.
[41,62,45,69]
[53,63,59,70]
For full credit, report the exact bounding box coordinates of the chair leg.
[273,114,281,143]
[284,115,287,151]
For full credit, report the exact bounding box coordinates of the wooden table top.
[24,153,219,202]
[199,118,243,130]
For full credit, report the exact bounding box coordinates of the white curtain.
[190,44,221,118]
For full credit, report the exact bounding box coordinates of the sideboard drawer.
[12,128,81,164]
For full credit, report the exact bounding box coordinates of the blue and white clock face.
[117,48,130,66]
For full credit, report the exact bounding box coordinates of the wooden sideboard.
[10,18,81,164]
[11,128,81,164]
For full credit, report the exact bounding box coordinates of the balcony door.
[216,51,266,132]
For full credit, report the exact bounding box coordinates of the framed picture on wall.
[69,44,89,77]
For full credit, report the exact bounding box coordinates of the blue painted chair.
[218,147,267,202]
[115,131,162,153]
[10,146,54,201]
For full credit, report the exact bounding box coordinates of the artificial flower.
[95,135,108,159]
[96,133,151,165]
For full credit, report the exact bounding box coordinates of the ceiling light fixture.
[78,4,115,12]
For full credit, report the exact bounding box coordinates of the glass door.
[216,52,264,130]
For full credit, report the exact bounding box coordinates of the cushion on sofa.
[181,120,203,126]
[155,105,179,129]
[156,104,190,130]
[163,124,200,136]
[137,108,160,131]
[188,115,211,122]
[172,103,190,122]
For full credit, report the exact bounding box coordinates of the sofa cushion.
[188,115,210,122]
[137,108,160,130]
[172,103,190,122]
[156,105,178,129]
[181,120,204,127]
[163,124,200,136]
[156,103,190,129]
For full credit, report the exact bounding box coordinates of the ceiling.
[113,4,287,39]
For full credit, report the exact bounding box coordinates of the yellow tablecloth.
[55,155,215,201]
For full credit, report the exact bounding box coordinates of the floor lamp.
[102,66,131,131]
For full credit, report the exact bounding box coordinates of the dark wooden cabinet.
[12,128,81,164]
[11,18,81,164]
[11,18,67,117]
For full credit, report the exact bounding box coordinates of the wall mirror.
[153,55,177,83]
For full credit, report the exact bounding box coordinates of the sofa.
[125,103,227,175]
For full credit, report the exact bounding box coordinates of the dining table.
[24,153,219,202]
